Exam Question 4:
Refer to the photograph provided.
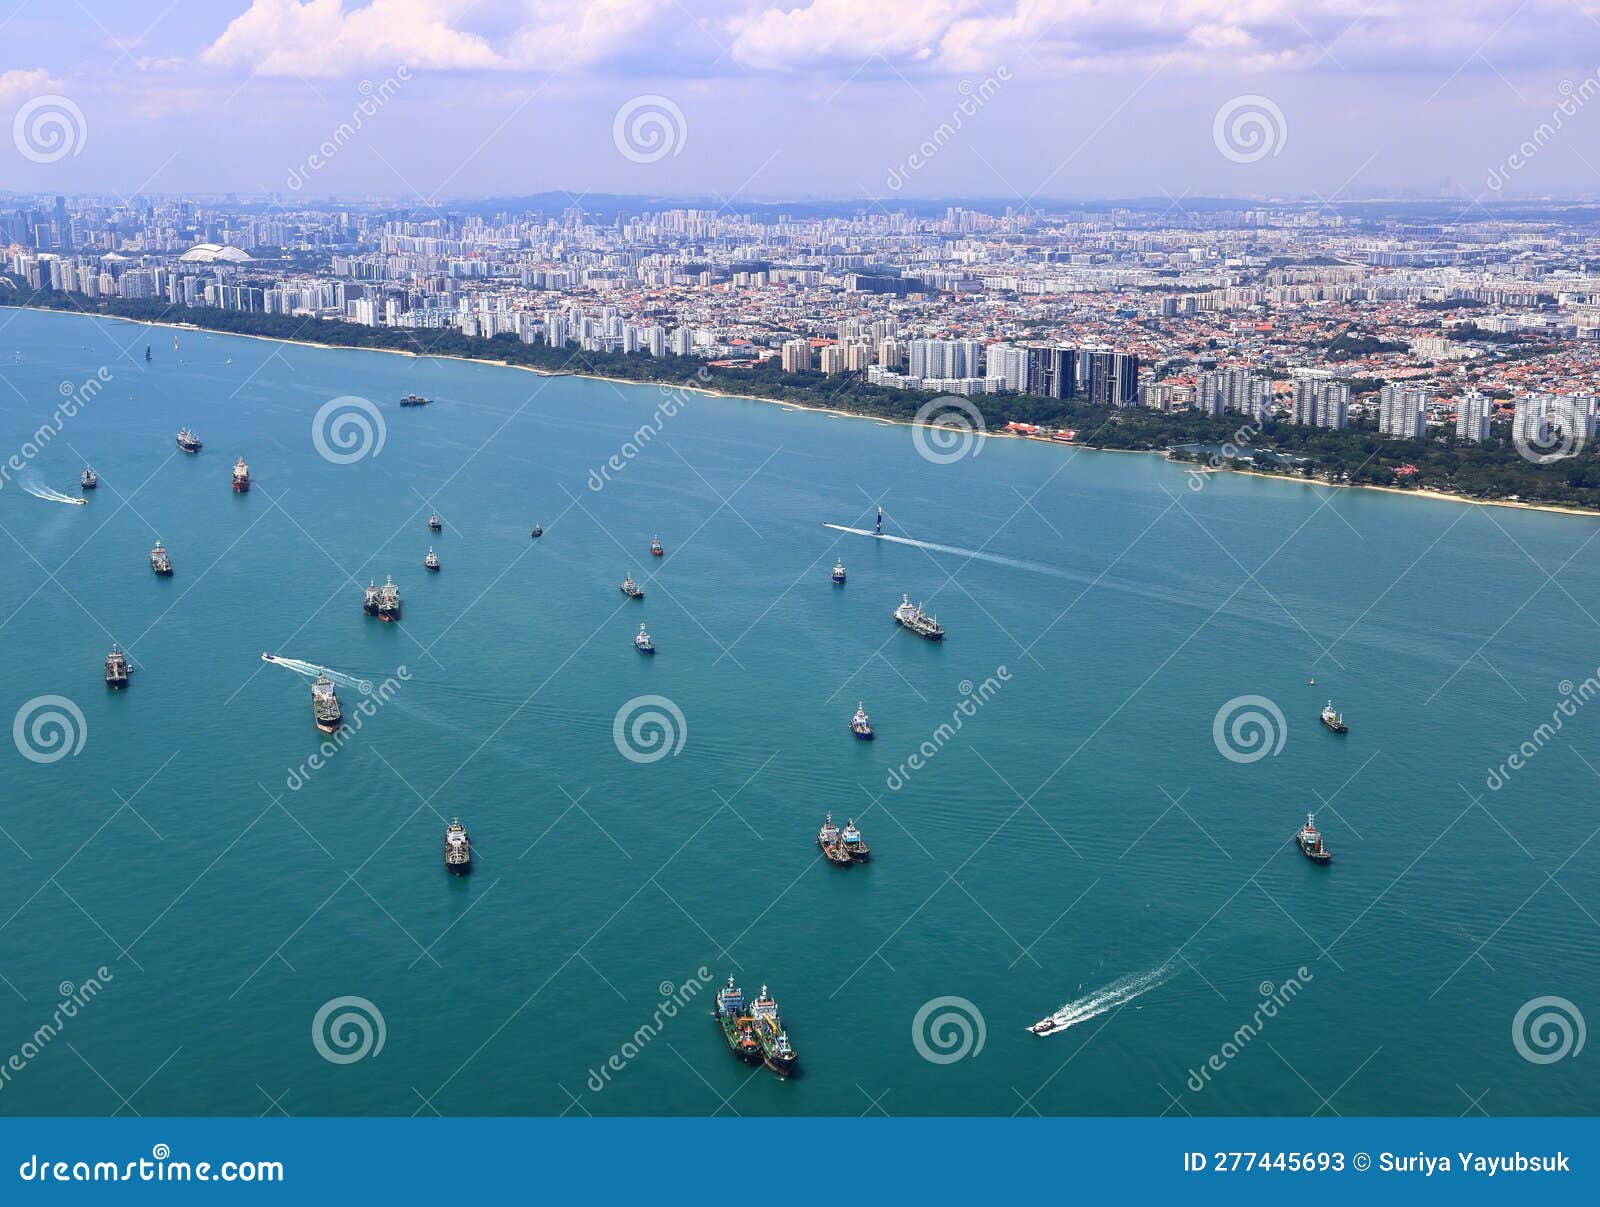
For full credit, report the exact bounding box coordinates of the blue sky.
[2,0,1599,203]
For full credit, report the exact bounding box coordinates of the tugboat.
[144,345,152,362]
[80,467,97,490]
[104,644,129,688]
[231,455,250,493]
[530,522,543,539]
[818,814,852,866]
[893,594,945,641]
[620,573,644,599]
[376,575,401,622]
[1320,700,1348,734]
[176,427,202,453]
[634,623,655,654]
[713,976,763,1065]
[400,394,431,407]
[424,547,440,571]
[149,539,173,575]
[362,581,380,616]
[650,536,664,557]
[443,819,472,873]
[832,560,846,584]
[850,702,874,739]
[840,819,871,862]
[749,985,798,1077]
[427,513,442,533]
[1296,812,1332,864]
[311,670,342,734]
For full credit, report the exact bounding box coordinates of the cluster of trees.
[8,281,1600,509]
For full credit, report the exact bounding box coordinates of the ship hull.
[315,718,341,735]
[1320,719,1347,734]
[1298,842,1331,864]
[762,1051,797,1077]
[717,1017,763,1064]
[152,567,172,576]
[105,678,127,689]
[377,612,400,622]
[895,620,944,641]
[852,728,873,740]
[177,442,201,453]
[233,481,249,493]
[363,605,378,616]
[445,860,471,875]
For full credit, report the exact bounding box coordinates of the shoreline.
[11,303,1600,519]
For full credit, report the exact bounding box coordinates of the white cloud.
[0,68,63,103]
[202,0,507,76]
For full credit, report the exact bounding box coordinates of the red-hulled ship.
[232,456,250,492]
[1297,813,1331,864]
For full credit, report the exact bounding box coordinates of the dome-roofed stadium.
[178,243,253,263]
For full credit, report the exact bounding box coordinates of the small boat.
[1320,700,1347,734]
[444,818,472,873]
[232,455,250,492]
[713,977,763,1065]
[149,540,173,575]
[831,560,846,584]
[427,513,442,532]
[362,581,379,616]
[620,573,644,599]
[311,670,342,734]
[145,345,152,362]
[400,394,431,407]
[1029,1017,1064,1036]
[634,623,655,654]
[650,536,663,557]
[80,467,97,490]
[874,505,883,535]
[104,644,130,688]
[1297,812,1332,864]
[840,819,871,862]
[176,427,202,453]
[531,523,543,539]
[850,702,873,739]
[424,547,440,571]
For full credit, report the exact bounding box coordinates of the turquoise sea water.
[0,307,1596,1117]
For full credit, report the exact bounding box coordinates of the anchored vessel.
[650,536,663,557]
[748,985,798,1076]
[850,702,874,739]
[427,513,442,532]
[818,813,852,866]
[714,977,763,1065]
[362,581,380,616]
[444,819,472,873]
[311,670,342,734]
[839,819,871,862]
[232,456,250,493]
[104,644,129,688]
[176,427,202,453]
[400,394,431,407]
[620,573,644,599]
[1320,700,1348,734]
[634,623,655,654]
[893,594,944,641]
[424,547,440,571]
[832,560,847,584]
[1297,813,1332,864]
[531,522,543,539]
[376,575,402,622]
[80,467,97,490]
[149,540,173,575]
[145,345,152,362]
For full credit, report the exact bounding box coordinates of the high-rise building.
[1455,390,1492,442]
[1291,374,1349,430]
[985,343,1032,392]
[1082,349,1140,406]
[819,344,845,375]
[1028,346,1077,399]
[1378,383,1430,439]
[781,339,812,373]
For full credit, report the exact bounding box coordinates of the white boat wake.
[260,653,373,694]
[21,478,86,505]
[1029,964,1173,1036]
[822,522,1074,581]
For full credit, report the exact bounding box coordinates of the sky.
[2,0,1600,205]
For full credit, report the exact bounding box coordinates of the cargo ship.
[376,575,401,621]
[400,394,431,407]
[620,573,644,599]
[149,539,173,575]
[832,560,846,584]
[311,670,342,734]
[176,427,202,453]
[80,467,97,490]
[362,581,380,616]
[424,547,440,571]
[850,702,873,739]
[818,814,852,866]
[1320,700,1347,734]
[444,819,472,873]
[232,456,250,492]
[428,513,442,532]
[634,623,655,654]
[713,977,763,1065]
[650,536,663,557]
[104,644,129,688]
[1297,813,1332,864]
[839,819,870,862]
[893,594,944,641]
[749,985,798,1076]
